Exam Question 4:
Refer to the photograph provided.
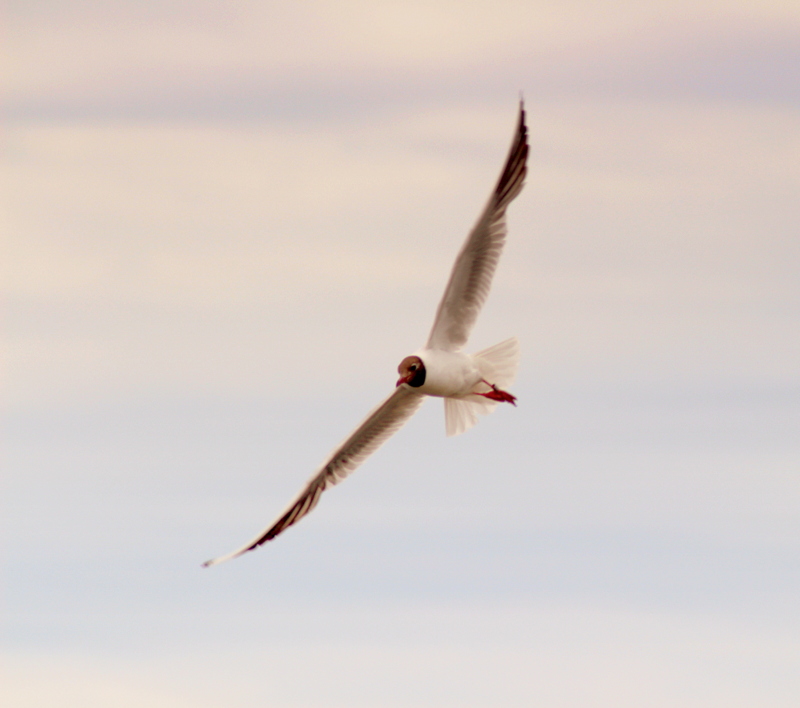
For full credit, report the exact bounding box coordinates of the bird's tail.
[472,336,520,389]
[444,337,520,437]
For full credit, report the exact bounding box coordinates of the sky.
[3,1,799,706]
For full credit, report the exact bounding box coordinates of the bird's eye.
[410,364,417,371]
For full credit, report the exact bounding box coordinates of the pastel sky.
[3,2,799,707]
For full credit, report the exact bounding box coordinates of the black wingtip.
[493,100,529,208]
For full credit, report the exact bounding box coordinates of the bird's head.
[396,355,426,387]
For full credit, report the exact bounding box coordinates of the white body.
[414,348,482,398]
[418,337,520,437]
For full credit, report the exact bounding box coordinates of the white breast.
[414,348,481,398]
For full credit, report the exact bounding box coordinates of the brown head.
[396,355,426,387]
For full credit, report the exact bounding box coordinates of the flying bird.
[203,103,528,566]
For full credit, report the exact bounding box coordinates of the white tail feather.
[443,336,520,437]
[473,336,520,388]
[445,397,478,437]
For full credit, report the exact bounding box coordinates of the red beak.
[396,375,411,387]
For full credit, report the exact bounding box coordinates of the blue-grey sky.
[3,2,799,706]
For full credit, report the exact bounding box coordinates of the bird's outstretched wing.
[426,102,528,351]
[203,386,425,566]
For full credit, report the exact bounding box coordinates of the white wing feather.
[203,386,425,566]
[426,103,528,351]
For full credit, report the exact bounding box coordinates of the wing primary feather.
[202,386,424,567]
[426,102,528,351]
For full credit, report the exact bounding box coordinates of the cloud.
[4,2,799,120]
[4,601,799,707]
[4,97,798,406]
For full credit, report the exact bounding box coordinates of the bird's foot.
[477,380,517,406]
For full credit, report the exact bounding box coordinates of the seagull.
[203,103,528,566]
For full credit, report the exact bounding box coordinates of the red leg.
[476,380,517,406]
